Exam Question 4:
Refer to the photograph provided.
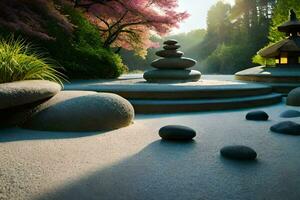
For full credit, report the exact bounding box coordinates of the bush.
[0,1,127,79]
[252,54,275,66]
[0,37,64,84]
[41,1,127,79]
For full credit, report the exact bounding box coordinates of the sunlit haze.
[172,0,235,34]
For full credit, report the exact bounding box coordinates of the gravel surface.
[1,102,300,200]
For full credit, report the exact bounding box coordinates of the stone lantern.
[235,9,300,93]
[259,9,300,67]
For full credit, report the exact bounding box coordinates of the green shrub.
[40,1,127,79]
[252,54,276,66]
[0,1,127,79]
[0,37,64,84]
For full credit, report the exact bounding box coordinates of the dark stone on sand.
[270,121,300,135]
[159,125,196,140]
[220,145,257,160]
[246,110,269,121]
[280,110,300,118]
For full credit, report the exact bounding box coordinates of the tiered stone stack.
[143,39,201,83]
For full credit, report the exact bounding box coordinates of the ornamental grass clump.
[0,37,65,84]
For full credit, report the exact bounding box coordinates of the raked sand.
[1,102,300,200]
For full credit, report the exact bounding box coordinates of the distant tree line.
[198,0,276,74]
[122,0,300,74]
[120,29,206,71]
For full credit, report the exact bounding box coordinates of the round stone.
[246,110,269,121]
[159,125,196,140]
[270,121,300,135]
[151,58,197,69]
[220,145,257,160]
[163,44,181,50]
[287,87,300,106]
[163,39,178,45]
[155,50,184,58]
[143,69,201,83]
[22,91,134,132]
[0,80,61,110]
[280,110,300,118]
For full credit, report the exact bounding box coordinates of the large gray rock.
[22,91,134,132]
[143,69,201,83]
[287,87,300,106]
[0,80,61,110]
[151,58,197,69]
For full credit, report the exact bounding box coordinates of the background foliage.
[122,0,296,74]
[0,37,64,84]
[0,0,127,79]
[1,0,299,78]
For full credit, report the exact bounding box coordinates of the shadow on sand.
[0,128,107,143]
[34,140,266,200]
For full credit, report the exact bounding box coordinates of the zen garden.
[1,0,300,199]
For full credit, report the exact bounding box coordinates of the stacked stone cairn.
[143,39,201,83]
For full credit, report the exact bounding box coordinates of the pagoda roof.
[258,36,300,58]
[278,9,300,33]
[278,20,300,33]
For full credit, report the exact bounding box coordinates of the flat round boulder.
[270,121,300,135]
[280,110,300,118]
[151,58,197,69]
[0,80,61,109]
[155,50,184,58]
[287,87,300,106]
[143,69,201,83]
[22,91,134,132]
[246,110,269,121]
[159,125,196,140]
[163,40,178,45]
[220,145,257,160]
[163,44,181,50]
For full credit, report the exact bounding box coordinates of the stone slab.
[143,69,201,83]
[0,80,61,110]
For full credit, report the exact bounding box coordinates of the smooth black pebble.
[280,110,300,118]
[220,145,257,160]
[270,121,300,135]
[159,125,196,140]
[246,110,269,121]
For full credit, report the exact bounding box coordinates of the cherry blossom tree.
[74,0,189,57]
